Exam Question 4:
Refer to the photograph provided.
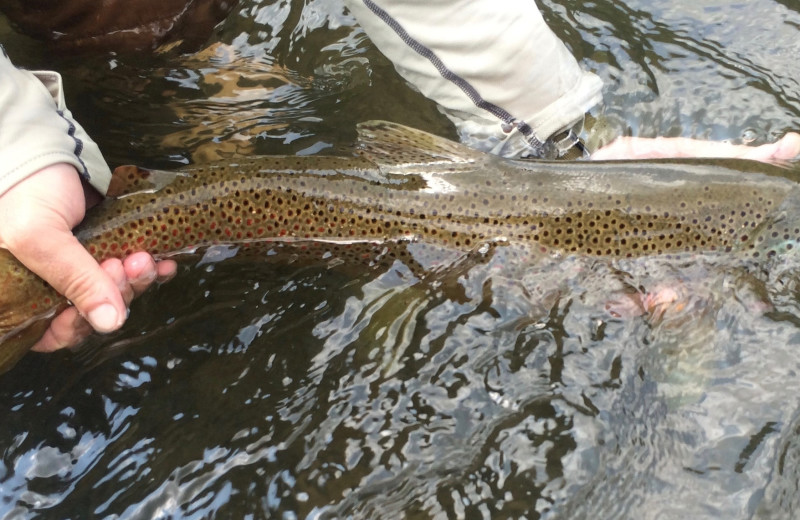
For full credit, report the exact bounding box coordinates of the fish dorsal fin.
[107,165,188,198]
[355,120,488,173]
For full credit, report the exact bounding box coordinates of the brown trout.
[1,121,800,373]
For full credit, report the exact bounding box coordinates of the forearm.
[0,49,111,197]
[345,0,603,157]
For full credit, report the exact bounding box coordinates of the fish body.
[1,121,799,373]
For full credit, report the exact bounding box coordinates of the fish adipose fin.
[355,120,490,173]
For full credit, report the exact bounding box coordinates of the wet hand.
[0,163,177,352]
[590,132,800,162]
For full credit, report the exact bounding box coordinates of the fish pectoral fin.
[108,165,189,198]
[355,120,489,174]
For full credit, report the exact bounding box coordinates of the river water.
[2,0,800,518]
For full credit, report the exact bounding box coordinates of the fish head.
[0,249,64,374]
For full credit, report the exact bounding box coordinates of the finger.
[101,257,135,307]
[780,132,800,159]
[592,134,800,162]
[121,253,178,296]
[156,259,178,283]
[31,307,93,352]
[31,254,175,353]
[742,132,800,162]
[13,228,127,333]
[121,252,158,297]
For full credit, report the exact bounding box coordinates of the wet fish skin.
[1,121,799,374]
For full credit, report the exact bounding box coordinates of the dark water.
[2,0,800,518]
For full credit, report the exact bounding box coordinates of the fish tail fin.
[355,120,490,172]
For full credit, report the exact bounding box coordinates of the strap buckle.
[539,116,590,160]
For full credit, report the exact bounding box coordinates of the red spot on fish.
[210,222,217,230]
[256,228,264,235]
[137,236,145,244]
[89,245,97,255]
[225,228,232,237]
[44,297,51,305]
[31,303,37,310]
[172,229,179,237]
[279,229,287,237]
[100,242,108,250]
[246,218,253,226]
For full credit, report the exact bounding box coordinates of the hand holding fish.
[591,133,800,162]
[0,163,176,352]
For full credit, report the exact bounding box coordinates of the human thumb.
[12,225,127,333]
